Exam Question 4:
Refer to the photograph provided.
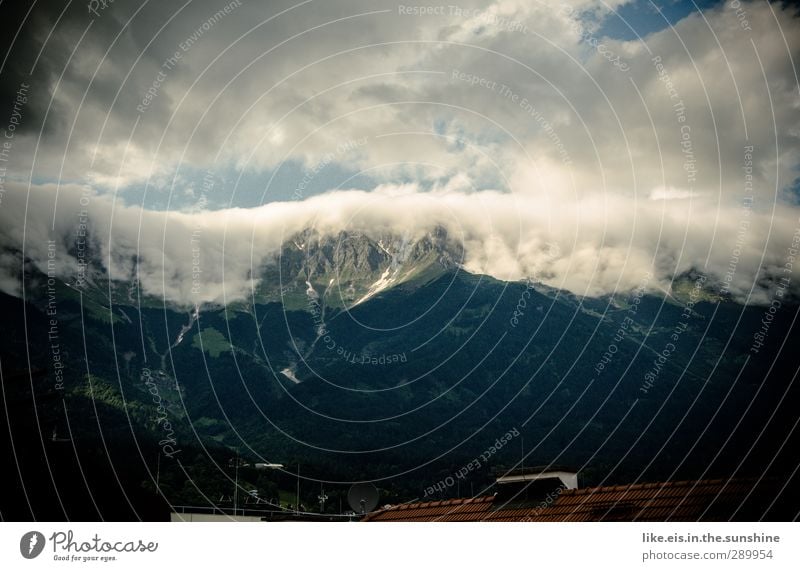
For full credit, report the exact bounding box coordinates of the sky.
[598,0,726,39]
[0,0,798,305]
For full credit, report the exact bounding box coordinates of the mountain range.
[2,227,799,518]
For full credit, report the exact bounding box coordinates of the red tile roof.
[363,478,762,522]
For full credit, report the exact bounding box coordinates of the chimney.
[494,466,578,504]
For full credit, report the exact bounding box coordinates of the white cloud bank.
[1,181,797,306]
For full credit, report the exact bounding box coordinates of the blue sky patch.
[598,0,724,41]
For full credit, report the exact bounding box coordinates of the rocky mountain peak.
[257,226,464,308]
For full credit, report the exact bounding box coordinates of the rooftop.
[363,478,773,522]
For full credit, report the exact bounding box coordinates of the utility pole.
[234,451,239,517]
[229,452,249,516]
[296,463,300,515]
[318,483,328,513]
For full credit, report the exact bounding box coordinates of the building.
[363,467,789,522]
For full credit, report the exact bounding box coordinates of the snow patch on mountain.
[280,368,302,384]
[353,266,401,305]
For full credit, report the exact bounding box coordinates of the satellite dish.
[347,483,379,514]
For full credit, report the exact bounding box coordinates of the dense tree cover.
[2,270,799,519]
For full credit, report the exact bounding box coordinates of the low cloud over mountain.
[1,181,797,305]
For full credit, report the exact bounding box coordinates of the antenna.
[347,483,379,514]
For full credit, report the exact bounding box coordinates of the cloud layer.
[1,180,797,306]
